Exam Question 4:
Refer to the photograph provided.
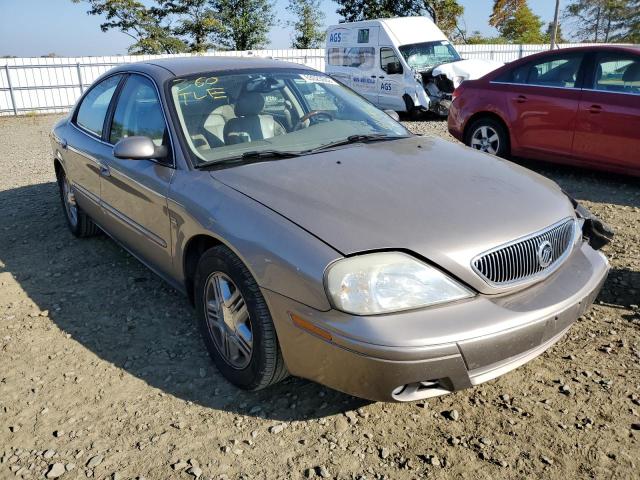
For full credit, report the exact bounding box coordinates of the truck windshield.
[399,41,461,71]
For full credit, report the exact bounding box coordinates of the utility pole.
[550,0,560,49]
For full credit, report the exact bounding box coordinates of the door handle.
[99,164,111,177]
[370,75,377,78]
[588,104,602,114]
[379,76,385,79]
[515,95,527,103]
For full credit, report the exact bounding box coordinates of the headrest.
[212,104,235,121]
[622,62,640,83]
[235,92,265,117]
[595,64,603,82]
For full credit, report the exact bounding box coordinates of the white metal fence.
[0,44,623,116]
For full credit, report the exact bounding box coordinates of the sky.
[0,0,558,57]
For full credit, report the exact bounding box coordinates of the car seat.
[223,92,286,145]
[622,62,640,93]
[200,104,236,145]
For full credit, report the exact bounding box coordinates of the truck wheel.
[465,118,510,157]
[409,107,424,121]
[194,245,288,391]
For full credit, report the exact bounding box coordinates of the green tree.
[334,0,464,39]
[465,30,506,44]
[336,0,411,22]
[427,0,465,38]
[544,21,565,44]
[71,0,188,54]
[488,1,544,43]
[155,0,222,52]
[287,0,325,48]
[214,0,275,50]
[563,0,629,42]
[489,0,526,29]
[499,4,545,43]
[614,0,639,42]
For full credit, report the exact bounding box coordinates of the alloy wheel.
[470,125,500,155]
[203,272,253,369]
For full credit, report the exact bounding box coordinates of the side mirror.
[386,62,403,75]
[384,109,400,121]
[113,136,167,160]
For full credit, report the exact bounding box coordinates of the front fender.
[168,170,340,312]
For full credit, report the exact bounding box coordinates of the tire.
[465,117,510,157]
[409,107,424,121]
[57,168,99,238]
[194,245,288,391]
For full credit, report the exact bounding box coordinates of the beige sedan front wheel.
[194,245,288,390]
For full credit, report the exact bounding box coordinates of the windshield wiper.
[305,134,410,153]
[195,150,301,169]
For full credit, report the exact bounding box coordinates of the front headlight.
[325,252,474,315]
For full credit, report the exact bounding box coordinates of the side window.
[327,47,343,66]
[346,47,375,69]
[510,54,583,88]
[327,47,375,69]
[593,54,640,95]
[380,48,403,74]
[110,75,167,146]
[357,29,370,43]
[75,75,121,137]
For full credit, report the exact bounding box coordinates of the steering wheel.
[294,110,334,130]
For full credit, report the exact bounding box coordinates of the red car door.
[572,51,640,175]
[503,52,585,160]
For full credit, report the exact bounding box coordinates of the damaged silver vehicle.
[326,16,501,116]
[51,57,612,402]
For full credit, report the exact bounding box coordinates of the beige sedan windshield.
[170,69,409,165]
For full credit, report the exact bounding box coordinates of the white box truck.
[325,16,502,116]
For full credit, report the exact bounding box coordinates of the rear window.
[593,54,640,94]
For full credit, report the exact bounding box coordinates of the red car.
[448,45,640,176]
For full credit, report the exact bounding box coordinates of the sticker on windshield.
[300,74,337,85]
[441,41,450,45]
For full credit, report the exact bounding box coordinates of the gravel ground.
[1,114,639,480]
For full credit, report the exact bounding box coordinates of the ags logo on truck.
[328,28,351,44]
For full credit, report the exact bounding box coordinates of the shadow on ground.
[0,182,368,422]
[595,266,640,315]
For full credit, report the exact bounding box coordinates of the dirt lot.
[1,114,639,480]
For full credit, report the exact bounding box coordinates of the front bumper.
[262,242,609,402]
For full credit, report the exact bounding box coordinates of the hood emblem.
[537,241,553,268]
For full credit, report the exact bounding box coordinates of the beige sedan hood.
[211,136,575,294]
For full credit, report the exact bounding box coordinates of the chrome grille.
[472,218,576,286]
